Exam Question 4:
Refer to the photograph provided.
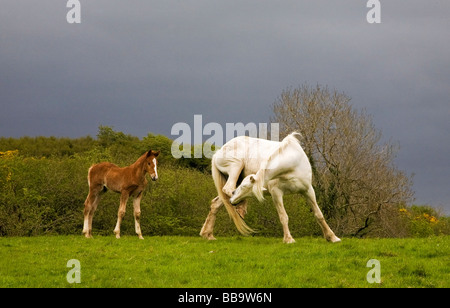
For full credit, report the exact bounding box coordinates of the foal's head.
[144,150,160,181]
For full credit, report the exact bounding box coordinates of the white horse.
[200,132,340,243]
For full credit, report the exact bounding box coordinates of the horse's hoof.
[332,237,341,243]
[327,235,341,243]
[200,232,216,241]
[82,231,93,239]
[284,238,296,244]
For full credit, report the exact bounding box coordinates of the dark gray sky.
[1,1,449,213]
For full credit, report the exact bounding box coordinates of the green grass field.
[0,235,449,288]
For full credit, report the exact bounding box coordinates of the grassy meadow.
[0,235,449,288]
[1,129,450,289]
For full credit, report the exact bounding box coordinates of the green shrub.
[0,150,325,237]
[398,205,449,237]
[1,128,448,238]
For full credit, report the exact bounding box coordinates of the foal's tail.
[211,157,255,236]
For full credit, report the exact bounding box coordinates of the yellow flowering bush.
[398,205,448,237]
[1,150,18,186]
[0,150,19,158]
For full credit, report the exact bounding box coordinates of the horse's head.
[145,150,160,181]
[230,173,268,205]
[230,174,256,205]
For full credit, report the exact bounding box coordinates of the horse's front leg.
[270,186,295,244]
[133,192,144,240]
[114,191,129,239]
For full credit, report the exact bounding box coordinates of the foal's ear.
[147,150,160,157]
[152,150,160,157]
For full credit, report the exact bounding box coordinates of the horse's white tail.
[211,157,255,236]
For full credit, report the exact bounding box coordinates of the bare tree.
[271,84,414,237]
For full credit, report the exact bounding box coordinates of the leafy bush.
[0,148,327,237]
[1,127,448,238]
[397,205,450,237]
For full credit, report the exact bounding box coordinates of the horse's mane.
[253,132,302,202]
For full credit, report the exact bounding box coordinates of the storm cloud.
[1,1,449,212]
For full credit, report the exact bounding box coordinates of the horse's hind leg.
[200,196,223,240]
[133,192,144,240]
[305,186,341,243]
[235,199,248,219]
[221,163,244,197]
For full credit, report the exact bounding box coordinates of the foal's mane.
[134,150,149,163]
[253,132,302,202]
[132,150,155,171]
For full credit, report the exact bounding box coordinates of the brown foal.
[82,150,160,239]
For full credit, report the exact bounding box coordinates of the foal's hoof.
[138,235,144,240]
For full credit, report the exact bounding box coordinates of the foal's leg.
[133,192,144,240]
[83,193,95,238]
[200,196,223,240]
[270,186,295,244]
[83,186,103,238]
[114,191,129,239]
[87,194,101,238]
[305,186,341,243]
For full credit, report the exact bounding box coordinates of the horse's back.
[89,162,119,173]
[88,162,119,185]
[214,136,281,175]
